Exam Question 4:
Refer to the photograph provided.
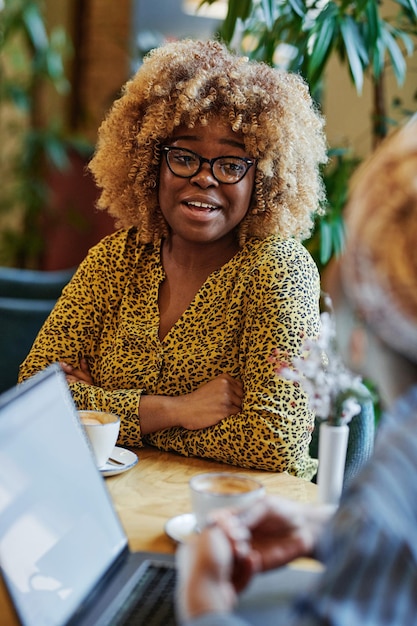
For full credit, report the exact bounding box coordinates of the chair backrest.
[0,266,76,299]
[0,266,76,393]
[0,297,57,393]
[309,386,376,485]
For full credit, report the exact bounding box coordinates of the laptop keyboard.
[115,562,178,626]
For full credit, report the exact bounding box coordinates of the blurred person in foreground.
[176,117,417,625]
[18,39,327,477]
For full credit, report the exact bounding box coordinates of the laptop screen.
[0,365,128,626]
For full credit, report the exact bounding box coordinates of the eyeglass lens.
[163,147,253,184]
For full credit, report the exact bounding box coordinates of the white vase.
[317,422,349,506]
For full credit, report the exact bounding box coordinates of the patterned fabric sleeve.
[18,230,145,442]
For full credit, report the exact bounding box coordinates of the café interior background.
[47,0,416,158]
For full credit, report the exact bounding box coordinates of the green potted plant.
[0,0,98,391]
[0,0,102,270]
[200,0,417,267]
[0,0,72,268]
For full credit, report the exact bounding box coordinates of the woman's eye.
[175,153,197,166]
[222,161,244,175]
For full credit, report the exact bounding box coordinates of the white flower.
[270,299,370,426]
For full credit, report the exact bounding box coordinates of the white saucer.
[165,513,197,543]
[99,446,138,477]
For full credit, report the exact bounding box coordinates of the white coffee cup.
[78,410,120,469]
[189,472,265,530]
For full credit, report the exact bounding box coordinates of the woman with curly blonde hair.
[19,39,327,478]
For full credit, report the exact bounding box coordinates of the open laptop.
[0,363,321,626]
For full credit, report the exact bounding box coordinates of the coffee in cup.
[189,472,265,530]
[78,410,120,469]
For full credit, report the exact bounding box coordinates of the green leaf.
[44,136,70,171]
[307,7,337,85]
[364,0,381,49]
[21,3,48,50]
[382,27,407,85]
[217,0,253,43]
[260,0,274,30]
[287,0,306,19]
[340,16,368,93]
[45,49,63,80]
[397,0,417,17]
[395,30,415,57]
[331,217,346,256]
[4,83,30,110]
[319,220,332,266]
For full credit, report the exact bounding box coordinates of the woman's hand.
[139,373,243,434]
[60,358,94,385]
[177,373,243,430]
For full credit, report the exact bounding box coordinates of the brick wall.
[72,0,132,143]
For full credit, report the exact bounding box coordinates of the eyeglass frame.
[161,145,256,185]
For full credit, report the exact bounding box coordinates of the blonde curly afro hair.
[88,39,328,244]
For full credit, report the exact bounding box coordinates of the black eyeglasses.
[161,146,255,184]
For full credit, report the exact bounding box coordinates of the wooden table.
[106,446,317,553]
[0,446,318,625]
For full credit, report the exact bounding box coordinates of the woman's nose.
[189,163,219,188]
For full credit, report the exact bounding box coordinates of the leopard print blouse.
[19,228,320,479]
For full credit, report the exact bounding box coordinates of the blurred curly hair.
[88,39,328,245]
[341,117,417,362]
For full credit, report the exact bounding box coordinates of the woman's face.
[158,120,256,247]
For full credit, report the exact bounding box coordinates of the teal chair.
[0,266,76,393]
[0,266,76,299]
[309,386,376,485]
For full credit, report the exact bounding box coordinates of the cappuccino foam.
[196,475,259,495]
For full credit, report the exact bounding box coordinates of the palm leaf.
[339,16,368,93]
[382,26,408,85]
[306,5,338,86]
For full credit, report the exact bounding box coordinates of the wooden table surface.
[0,446,318,625]
[106,446,318,553]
